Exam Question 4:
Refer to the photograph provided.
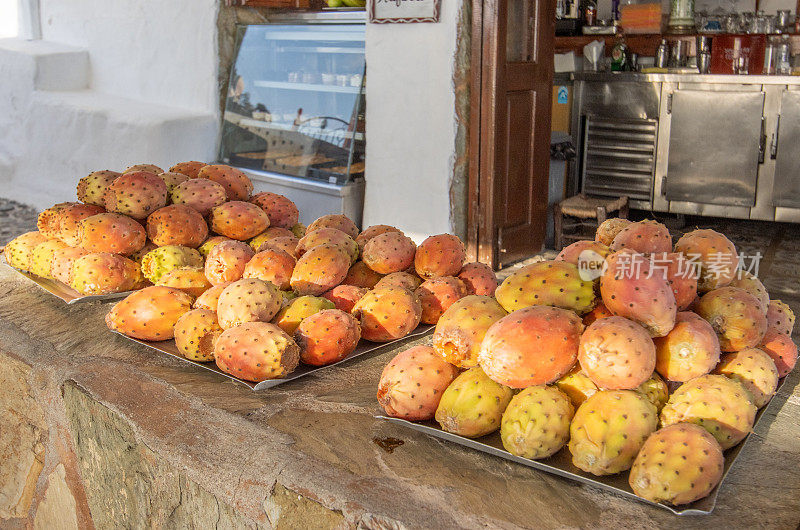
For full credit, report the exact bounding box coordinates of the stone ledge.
[0,38,89,91]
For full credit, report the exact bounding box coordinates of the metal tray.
[115,324,433,390]
[377,377,786,516]
[4,262,136,304]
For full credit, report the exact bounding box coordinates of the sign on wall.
[370,0,441,23]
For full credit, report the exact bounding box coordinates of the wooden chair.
[553,194,629,250]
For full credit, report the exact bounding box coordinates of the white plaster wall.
[0,0,18,38]
[364,3,460,242]
[38,0,219,113]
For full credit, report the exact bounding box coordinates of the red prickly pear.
[695,286,767,352]
[56,203,106,246]
[759,328,797,377]
[715,348,779,408]
[216,278,283,329]
[555,240,611,265]
[156,172,190,194]
[243,248,296,290]
[140,245,203,283]
[214,322,300,381]
[414,234,466,279]
[249,227,295,252]
[582,302,614,326]
[37,202,78,239]
[456,262,498,296]
[766,299,795,336]
[653,311,721,382]
[495,260,596,314]
[51,246,89,284]
[355,224,402,254]
[77,170,121,206]
[352,286,422,342]
[170,178,227,216]
[146,204,209,247]
[578,316,656,390]
[123,163,163,174]
[169,161,207,179]
[273,295,335,334]
[609,219,672,255]
[728,270,769,313]
[295,309,361,366]
[600,250,677,337]
[307,214,359,239]
[71,253,144,295]
[193,282,232,312]
[156,267,212,298]
[4,232,49,271]
[209,201,270,241]
[296,227,359,263]
[76,213,147,256]
[376,273,426,293]
[650,251,700,311]
[197,164,253,201]
[674,229,738,292]
[290,243,351,296]
[174,308,222,361]
[377,345,459,421]
[250,192,299,229]
[362,231,417,274]
[342,261,384,288]
[595,218,632,246]
[29,240,68,279]
[478,306,584,388]
[204,240,254,285]
[415,276,468,325]
[103,171,167,219]
[321,284,367,313]
[432,295,507,368]
[106,286,193,340]
[259,235,299,257]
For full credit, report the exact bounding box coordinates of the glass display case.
[220,14,365,186]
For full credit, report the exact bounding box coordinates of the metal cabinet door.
[773,91,800,208]
[665,90,764,207]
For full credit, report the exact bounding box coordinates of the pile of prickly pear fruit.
[378,217,797,507]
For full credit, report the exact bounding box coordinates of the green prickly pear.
[435,367,514,438]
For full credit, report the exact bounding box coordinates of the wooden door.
[468,0,555,268]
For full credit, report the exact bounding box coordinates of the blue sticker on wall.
[557,86,569,104]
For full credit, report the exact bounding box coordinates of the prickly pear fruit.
[321,284,367,313]
[216,278,282,329]
[478,306,584,388]
[432,295,507,368]
[214,322,299,381]
[260,235,299,257]
[610,219,672,254]
[174,308,222,361]
[674,229,738,292]
[582,302,614,326]
[198,236,231,257]
[249,227,294,252]
[635,372,669,412]
[435,367,514,438]
[204,240,254,285]
[274,295,335,334]
[55,204,106,247]
[351,286,422,342]
[170,178,227,216]
[76,213,147,256]
[715,348,779,408]
[156,172,190,194]
[29,240,68,278]
[295,309,361,366]
[249,192,299,229]
[209,201,269,241]
[377,345,459,421]
[595,217,632,246]
[695,286,767,352]
[169,161,207,179]
[759,328,797,377]
[307,214,359,239]
[729,271,769,313]
[38,202,78,239]
[146,204,208,247]
[414,234,466,279]
[297,227,359,262]
[290,243,351,295]
[555,367,598,408]
[373,271,421,291]
[495,261,596,314]
[629,423,724,505]
[129,241,157,264]
[555,240,611,271]
[123,163,163,174]
[70,253,143,295]
[356,224,402,253]
[4,232,48,271]
[106,286,193,340]
[415,276,467,325]
[140,245,203,283]
[77,170,121,206]
[568,390,658,475]
[341,260,383,288]
[500,385,574,460]
[600,250,677,337]
[653,311,720,382]
[766,299,795,336]
[362,232,417,274]
[103,171,167,219]
[290,223,306,239]
[156,267,211,297]
[193,282,231,312]
[197,164,253,201]
[660,374,756,449]
[578,316,656,390]
[51,246,88,284]
[456,262,497,296]
[654,251,699,311]
[242,248,295,290]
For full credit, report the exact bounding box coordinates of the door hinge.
[666,93,673,114]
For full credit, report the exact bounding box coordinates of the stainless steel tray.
[4,261,136,304]
[377,377,787,516]
[115,324,434,390]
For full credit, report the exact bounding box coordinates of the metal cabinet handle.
[771,114,781,160]
[759,117,766,164]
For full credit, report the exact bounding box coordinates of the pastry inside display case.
[220,22,365,185]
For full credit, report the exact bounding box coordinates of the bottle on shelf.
[610,34,629,71]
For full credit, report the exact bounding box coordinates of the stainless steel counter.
[572,72,800,85]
